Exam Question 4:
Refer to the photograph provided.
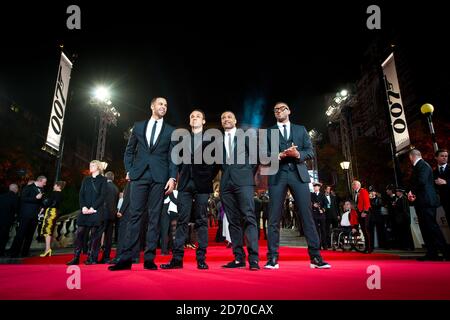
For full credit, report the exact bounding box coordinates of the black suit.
[100,181,119,261]
[434,164,450,227]
[115,183,140,260]
[220,129,259,263]
[172,132,218,263]
[0,191,19,255]
[266,123,322,261]
[120,119,177,263]
[324,193,339,246]
[10,184,43,257]
[311,192,328,249]
[411,159,448,258]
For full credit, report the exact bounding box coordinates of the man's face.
[325,187,331,194]
[313,185,320,193]
[408,154,415,165]
[435,152,448,166]
[151,98,168,118]
[396,191,403,197]
[351,183,359,191]
[221,112,237,130]
[386,189,393,196]
[274,103,291,122]
[189,111,205,129]
[344,201,351,211]
[37,179,47,188]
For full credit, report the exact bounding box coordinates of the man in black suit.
[111,182,141,264]
[408,149,449,261]
[254,193,263,239]
[324,185,339,247]
[161,109,217,270]
[109,97,177,271]
[220,111,260,270]
[0,184,19,256]
[311,182,329,250]
[99,171,119,264]
[265,102,330,269]
[434,149,450,227]
[9,176,47,257]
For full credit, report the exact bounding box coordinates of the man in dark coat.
[0,184,20,256]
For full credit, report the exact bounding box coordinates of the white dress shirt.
[277,121,291,140]
[146,118,163,147]
[224,127,237,158]
[341,211,351,227]
[413,157,421,167]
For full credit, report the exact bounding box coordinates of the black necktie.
[440,166,445,175]
[283,124,288,140]
[149,120,157,147]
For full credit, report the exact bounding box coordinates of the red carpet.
[1,245,450,300]
[1,227,450,300]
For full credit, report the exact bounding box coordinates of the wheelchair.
[330,226,366,253]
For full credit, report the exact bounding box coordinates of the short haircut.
[151,97,166,106]
[190,109,206,120]
[36,175,47,182]
[274,101,290,108]
[221,110,236,118]
[105,171,115,181]
[352,180,361,187]
[409,149,421,157]
[55,181,66,190]
[435,148,448,157]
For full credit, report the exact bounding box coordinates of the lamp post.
[90,86,120,161]
[420,103,439,153]
[340,160,351,196]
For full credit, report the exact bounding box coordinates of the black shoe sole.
[108,265,132,271]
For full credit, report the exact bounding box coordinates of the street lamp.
[90,86,120,160]
[340,160,351,196]
[420,103,439,153]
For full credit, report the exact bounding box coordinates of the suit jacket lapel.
[290,124,297,145]
[150,121,165,152]
[142,120,150,148]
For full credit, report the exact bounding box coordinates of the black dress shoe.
[249,261,260,271]
[108,260,132,271]
[66,257,80,265]
[108,258,119,265]
[144,260,158,270]
[197,261,209,269]
[160,260,183,269]
[222,260,245,268]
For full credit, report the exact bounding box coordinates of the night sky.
[0,1,447,160]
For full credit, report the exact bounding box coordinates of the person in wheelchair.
[331,201,360,251]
